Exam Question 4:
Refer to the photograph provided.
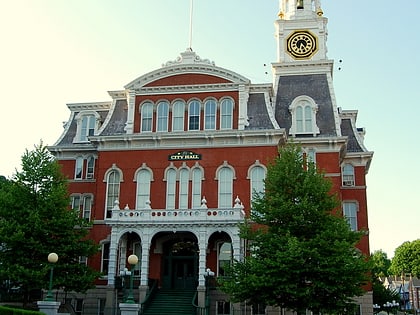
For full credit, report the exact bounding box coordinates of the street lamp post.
[44,253,58,301]
[383,300,399,315]
[125,254,138,304]
[373,304,381,314]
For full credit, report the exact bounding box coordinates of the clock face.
[287,31,318,59]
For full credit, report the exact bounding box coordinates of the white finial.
[201,196,208,208]
[113,199,120,210]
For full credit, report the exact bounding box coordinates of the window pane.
[205,99,216,130]
[218,167,233,208]
[136,170,151,209]
[75,157,83,179]
[179,169,189,209]
[192,168,202,208]
[296,106,303,132]
[106,171,120,218]
[172,101,185,131]
[141,103,153,132]
[86,156,95,179]
[220,99,233,129]
[250,166,265,203]
[343,202,357,231]
[189,101,200,130]
[157,101,169,132]
[101,243,110,275]
[71,195,81,210]
[218,242,232,276]
[166,169,176,209]
[304,105,312,132]
[83,195,92,221]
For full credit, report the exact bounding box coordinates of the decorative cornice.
[162,49,215,67]
[67,101,111,112]
[134,83,241,95]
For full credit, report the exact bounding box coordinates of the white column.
[124,90,136,134]
[197,231,207,287]
[107,228,120,286]
[140,237,150,286]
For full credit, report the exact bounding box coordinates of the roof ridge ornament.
[162,49,215,67]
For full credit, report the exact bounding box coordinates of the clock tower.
[272,0,341,139]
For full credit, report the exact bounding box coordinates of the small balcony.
[105,197,246,227]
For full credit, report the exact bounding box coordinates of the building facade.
[48,1,374,314]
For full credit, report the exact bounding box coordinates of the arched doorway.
[161,235,198,290]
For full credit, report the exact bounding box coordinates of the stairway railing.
[139,279,158,314]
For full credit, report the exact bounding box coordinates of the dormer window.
[74,111,101,143]
[289,96,320,136]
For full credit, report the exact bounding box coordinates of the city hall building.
[48,1,374,314]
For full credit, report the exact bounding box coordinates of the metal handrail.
[139,279,158,314]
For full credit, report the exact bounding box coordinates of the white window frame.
[204,99,216,130]
[220,98,233,130]
[104,166,122,218]
[157,101,169,132]
[343,201,358,231]
[75,156,84,180]
[172,100,185,132]
[342,164,355,186]
[191,166,203,208]
[249,164,266,205]
[178,168,190,209]
[165,167,177,209]
[188,100,201,131]
[217,163,235,208]
[86,155,95,179]
[141,102,154,132]
[82,194,93,221]
[74,111,100,143]
[135,168,152,209]
[289,96,320,136]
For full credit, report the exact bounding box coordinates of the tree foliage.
[0,143,100,304]
[371,250,391,278]
[389,239,420,277]
[370,250,399,308]
[219,143,370,314]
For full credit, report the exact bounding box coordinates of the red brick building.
[49,1,373,314]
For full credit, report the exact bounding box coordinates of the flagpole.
[188,0,194,50]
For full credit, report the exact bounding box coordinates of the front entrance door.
[162,239,198,290]
[173,257,195,289]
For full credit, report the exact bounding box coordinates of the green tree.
[0,143,100,305]
[371,250,391,278]
[370,250,399,308]
[219,143,370,314]
[389,239,420,277]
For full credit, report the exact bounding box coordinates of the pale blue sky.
[0,1,418,258]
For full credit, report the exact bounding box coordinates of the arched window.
[136,169,152,209]
[250,166,266,204]
[157,101,169,132]
[218,242,232,276]
[289,97,319,136]
[179,168,189,209]
[166,168,176,209]
[188,100,200,130]
[204,99,216,130]
[191,167,203,208]
[106,169,121,218]
[218,167,233,208]
[172,101,185,131]
[220,99,233,129]
[74,111,101,143]
[342,164,355,186]
[141,102,153,132]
